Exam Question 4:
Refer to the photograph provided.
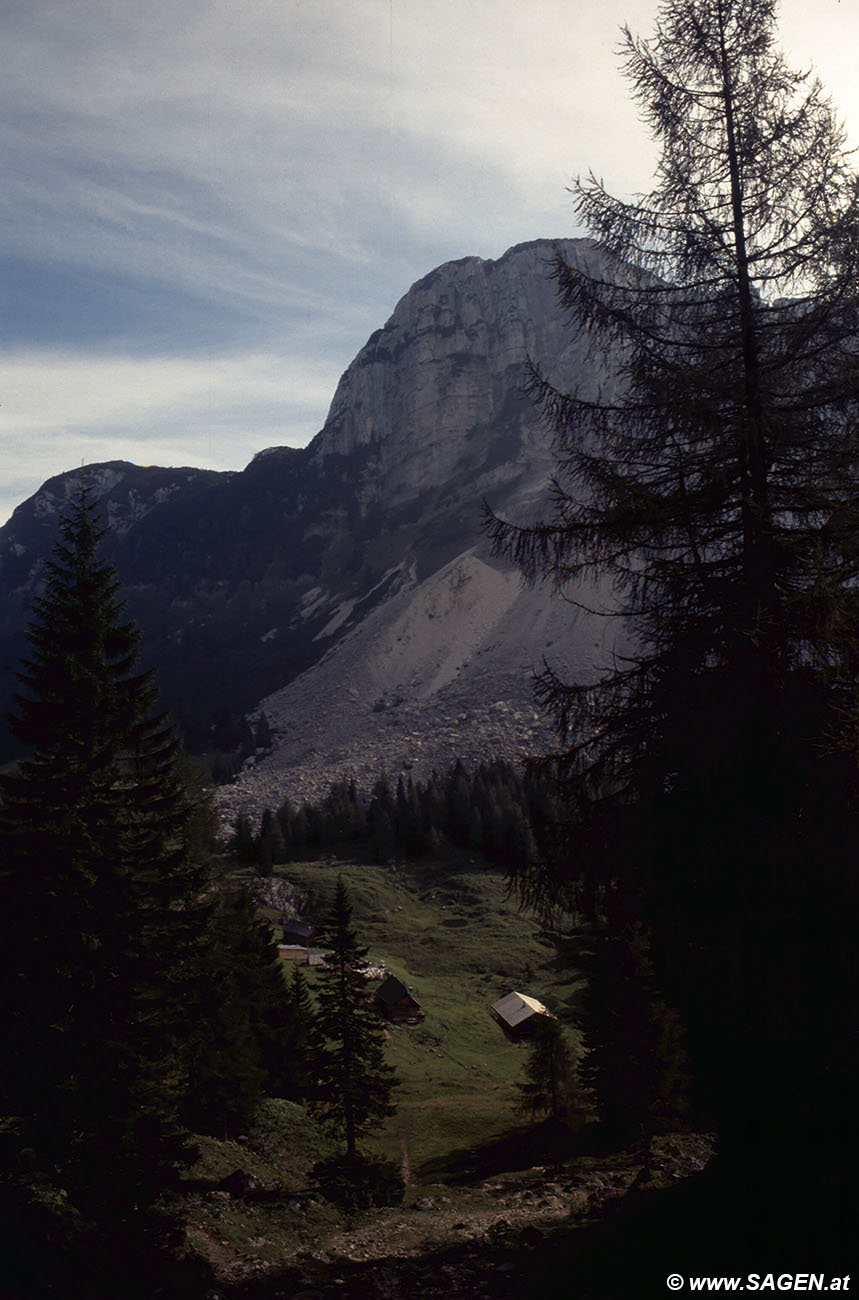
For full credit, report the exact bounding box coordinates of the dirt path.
[399,1135,416,1188]
[201,1132,716,1291]
[322,1195,571,1265]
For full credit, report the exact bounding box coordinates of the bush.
[311,1153,403,1213]
[249,1097,331,1163]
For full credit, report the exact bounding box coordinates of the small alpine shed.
[375,975,425,1024]
[491,991,552,1037]
[282,919,317,946]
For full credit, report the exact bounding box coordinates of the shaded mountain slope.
[0,238,621,779]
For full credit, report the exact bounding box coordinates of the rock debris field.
[216,548,615,829]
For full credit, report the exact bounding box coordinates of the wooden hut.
[375,975,425,1024]
[277,944,310,963]
[282,919,317,946]
[491,991,551,1037]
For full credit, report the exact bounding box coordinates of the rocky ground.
[214,547,616,829]
[195,1133,715,1299]
[217,690,554,828]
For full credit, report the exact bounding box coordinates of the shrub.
[311,1153,403,1213]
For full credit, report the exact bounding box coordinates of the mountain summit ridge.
[312,237,607,506]
[0,237,622,794]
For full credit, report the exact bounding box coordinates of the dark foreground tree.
[182,885,298,1137]
[281,963,326,1103]
[516,1015,577,1124]
[577,926,689,1140]
[312,877,397,1159]
[0,485,210,1295]
[487,0,859,1255]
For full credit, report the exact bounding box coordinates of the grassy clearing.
[183,1099,344,1264]
[261,855,584,1178]
[182,855,587,1272]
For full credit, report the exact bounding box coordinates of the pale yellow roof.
[491,990,550,1028]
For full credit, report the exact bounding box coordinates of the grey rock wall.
[0,237,627,793]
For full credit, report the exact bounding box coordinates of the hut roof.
[491,991,550,1030]
[283,920,315,941]
[376,974,421,1008]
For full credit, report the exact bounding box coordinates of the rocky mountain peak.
[311,238,606,512]
[0,237,625,786]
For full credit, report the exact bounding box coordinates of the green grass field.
[259,855,585,1177]
[184,854,587,1268]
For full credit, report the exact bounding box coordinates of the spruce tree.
[0,484,209,1287]
[281,964,326,1102]
[487,0,859,1251]
[230,810,258,863]
[366,776,397,862]
[577,927,689,1140]
[183,886,295,1136]
[257,806,285,872]
[313,877,397,1159]
[517,1016,577,1124]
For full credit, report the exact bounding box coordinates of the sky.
[1,0,856,524]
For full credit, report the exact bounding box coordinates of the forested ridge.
[231,759,559,871]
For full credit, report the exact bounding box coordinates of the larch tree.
[486,0,859,1251]
[0,484,210,1292]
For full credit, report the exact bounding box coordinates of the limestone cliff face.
[0,237,626,784]
[218,240,627,815]
[313,238,612,513]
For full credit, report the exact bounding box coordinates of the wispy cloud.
[0,346,338,523]
[0,0,856,523]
